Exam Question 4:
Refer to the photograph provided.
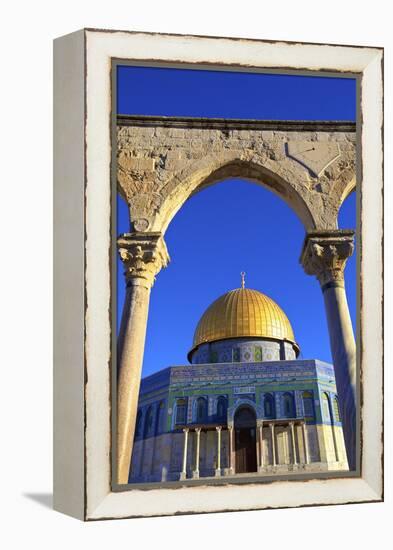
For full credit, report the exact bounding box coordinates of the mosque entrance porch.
[173,417,329,482]
[234,407,257,473]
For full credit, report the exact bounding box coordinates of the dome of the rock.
[188,287,299,362]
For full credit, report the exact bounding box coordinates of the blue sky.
[117,65,356,376]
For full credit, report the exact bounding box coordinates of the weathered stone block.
[119,156,155,172]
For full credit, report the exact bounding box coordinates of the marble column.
[301,230,356,470]
[302,422,310,464]
[228,425,235,474]
[116,232,170,484]
[257,421,264,471]
[269,423,276,466]
[215,426,222,477]
[289,422,298,465]
[193,428,201,478]
[180,428,189,481]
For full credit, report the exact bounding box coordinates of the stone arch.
[228,398,263,425]
[115,117,358,481]
[234,405,256,428]
[117,117,356,236]
[151,157,318,234]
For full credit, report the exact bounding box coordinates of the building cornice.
[117,114,356,133]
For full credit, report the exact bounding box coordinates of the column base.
[192,470,199,479]
[224,467,235,476]
[179,472,187,481]
[215,469,222,477]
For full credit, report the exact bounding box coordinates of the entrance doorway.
[234,406,257,473]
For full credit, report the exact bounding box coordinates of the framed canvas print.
[53,28,383,520]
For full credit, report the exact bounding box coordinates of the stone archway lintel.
[117,116,356,234]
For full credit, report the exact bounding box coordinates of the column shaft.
[116,233,169,484]
[302,422,310,464]
[228,426,234,473]
[301,231,356,470]
[193,429,201,478]
[258,424,264,469]
[216,427,222,476]
[270,423,276,466]
[290,422,297,465]
[117,281,151,484]
[323,285,356,466]
[181,429,189,479]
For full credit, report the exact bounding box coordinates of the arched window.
[263,393,275,419]
[333,396,341,422]
[196,397,208,423]
[144,406,154,437]
[216,396,227,421]
[175,398,187,425]
[302,391,315,419]
[135,409,143,438]
[282,392,295,418]
[322,392,333,423]
[155,401,165,435]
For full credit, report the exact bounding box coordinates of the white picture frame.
[53,28,383,520]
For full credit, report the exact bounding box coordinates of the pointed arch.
[196,396,208,423]
[152,157,319,235]
[263,393,275,419]
[282,392,296,418]
[216,395,228,422]
[302,391,315,420]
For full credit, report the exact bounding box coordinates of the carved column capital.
[300,230,355,290]
[117,232,170,288]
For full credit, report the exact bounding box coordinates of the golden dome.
[189,287,299,358]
